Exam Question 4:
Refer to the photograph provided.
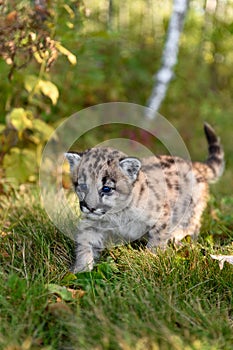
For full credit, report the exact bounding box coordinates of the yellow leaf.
[55,42,77,65]
[28,175,37,182]
[24,75,59,106]
[38,80,59,105]
[66,21,74,29]
[63,4,75,18]
[22,337,32,350]
[67,287,86,299]
[29,32,36,41]
[6,108,33,139]
[3,345,21,350]
[33,51,43,64]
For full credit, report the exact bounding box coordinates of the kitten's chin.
[82,211,105,220]
[86,213,105,221]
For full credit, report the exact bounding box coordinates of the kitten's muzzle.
[79,201,105,216]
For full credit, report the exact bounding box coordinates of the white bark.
[147,0,189,119]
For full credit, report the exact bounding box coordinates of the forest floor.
[0,185,233,350]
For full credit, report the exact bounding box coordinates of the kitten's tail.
[204,122,225,183]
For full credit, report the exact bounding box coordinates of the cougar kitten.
[65,123,224,273]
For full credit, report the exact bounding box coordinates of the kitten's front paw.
[70,262,93,274]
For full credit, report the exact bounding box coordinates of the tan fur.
[65,123,224,272]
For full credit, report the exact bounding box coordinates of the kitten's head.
[65,147,141,218]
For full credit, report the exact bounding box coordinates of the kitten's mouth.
[80,205,106,217]
[83,211,105,221]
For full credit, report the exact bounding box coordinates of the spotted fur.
[65,123,224,272]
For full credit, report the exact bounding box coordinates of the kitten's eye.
[102,186,112,194]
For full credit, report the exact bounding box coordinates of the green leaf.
[0,124,5,133]
[32,119,54,142]
[3,148,37,184]
[47,283,74,301]
[38,80,59,105]
[6,108,33,138]
[24,74,38,93]
[61,272,77,286]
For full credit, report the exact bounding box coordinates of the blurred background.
[0,0,232,196]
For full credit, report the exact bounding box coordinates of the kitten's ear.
[119,157,141,181]
[64,152,81,171]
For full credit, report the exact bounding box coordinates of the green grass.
[0,186,233,350]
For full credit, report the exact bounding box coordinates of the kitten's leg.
[146,203,171,251]
[71,228,104,273]
[71,243,95,273]
[146,222,171,251]
[171,194,208,244]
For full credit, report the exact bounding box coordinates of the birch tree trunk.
[147,0,189,119]
[107,0,114,31]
